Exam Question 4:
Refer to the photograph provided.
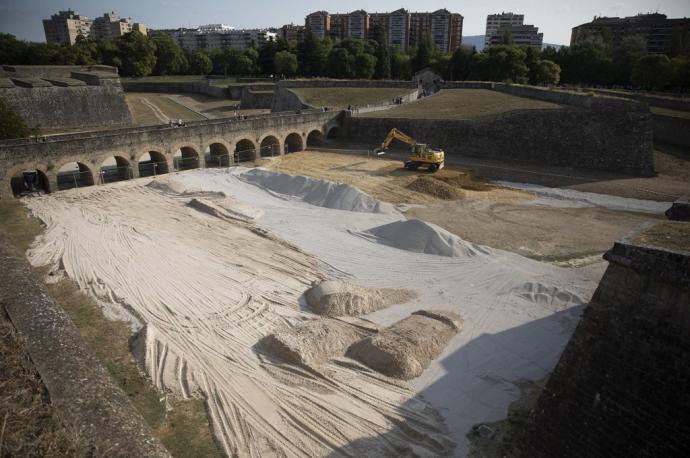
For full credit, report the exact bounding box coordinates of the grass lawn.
[126,93,207,125]
[360,89,562,120]
[0,199,220,458]
[290,87,412,108]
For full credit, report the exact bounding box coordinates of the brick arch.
[258,133,282,157]
[3,162,52,196]
[97,153,132,184]
[234,138,257,163]
[204,138,232,167]
[306,129,325,148]
[54,158,96,190]
[171,143,201,171]
[284,132,304,153]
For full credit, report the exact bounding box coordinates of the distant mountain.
[461,35,564,51]
[461,35,485,51]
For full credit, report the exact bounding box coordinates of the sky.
[1,0,689,46]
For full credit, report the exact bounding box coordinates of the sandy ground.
[166,93,270,119]
[266,151,666,264]
[25,167,603,457]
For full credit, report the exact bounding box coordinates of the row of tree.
[1,27,689,89]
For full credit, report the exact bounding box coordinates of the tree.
[471,45,528,83]
[274,50,298,76]
[115,31,156,77]
[523,46,542,84]
[391,49,412,80]
[152,34,186,75]
[411,33,437,72]
[258,38,277,75]
[373,24,391,79]
[535,60,561,84]
[0,99,34,140]
[632,54,674,88]
[0,33,28,64]
[671,56,690,90]
[188,50,212,75]
[354,53,377,79]
[611,37,647,86]
[298,31,327,76]
[450,46,475,81]
[326,47,352,78]
[500,30,514,46]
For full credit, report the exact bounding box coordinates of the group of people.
[392,97,405,105]
[169,119,187,128]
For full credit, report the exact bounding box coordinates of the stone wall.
[591,88,690,112]
[652,113,690,148]
[279,79,418,89]
[272,85,308,112]
[344,102,655,176]
[1,65,118,78]
[122,81,230,99]
[520,242,690,457]
[0,83,132,129]
[240,87,275,109]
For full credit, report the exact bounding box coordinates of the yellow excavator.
[376,128,445,172]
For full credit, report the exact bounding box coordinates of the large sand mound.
[260,318,376,366]
[347,310,463,380]
[363,219,491,257]
[187,197,263,222]
[239,168,396,213]
[305,280,416,317]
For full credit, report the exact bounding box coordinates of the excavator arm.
[380,128,417,151]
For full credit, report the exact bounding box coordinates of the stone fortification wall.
[240,87,275,109]
[272,85,309,112]
[0,82,132,130]
[520,241,690,457]
[279,79,418,89]
[590,88,690,112]
[1,65,118,78]
[494,84,648,111]
[122,81,230,98]
[345,100,654,176]
[651,113,690,148]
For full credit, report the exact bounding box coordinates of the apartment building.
[43,10,147,44]
[43,10,93,45]
[571,13,690,54]
[485,12,524,47]
[151,25,277,51]
[279,24,305,42]
[486,24,543,48]
[305,11,330,39]
[305,9,462,53]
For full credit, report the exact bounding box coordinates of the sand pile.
[187,197,263,222]
[511,282,584,312]
[363,219,491,257]
[347,310,463,380]
[239,168,396,213]
[407,176,463,200]
[305,280,416,317]
[260,318,376,366]
[435,171,495,192]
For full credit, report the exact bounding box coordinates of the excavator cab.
[377,128,445,172]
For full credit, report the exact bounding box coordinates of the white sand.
[26,168,598,456]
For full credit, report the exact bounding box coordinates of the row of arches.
[9,127,342,197]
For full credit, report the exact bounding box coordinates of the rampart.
[344,92,654,176]
[0,65,131,130]
[520,239,690,457]
[121,81,230,98]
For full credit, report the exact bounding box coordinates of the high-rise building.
[43,10,93,45]
[485,12,524,47]
[279,24,305,42]
[150,25,277,51]
[485,12,543,48]
[43,10,147,44]
[305,11,330,39]
[93,12,147,40]
[571,13,690,54]
[304,9,463,53]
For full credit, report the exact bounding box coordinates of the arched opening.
[234,139,256,163]
[10,169,50,197]
[57,162,94,190]
[100,156,131,184]
[284,133,303,154]
[326,126,341,141]
[174,146,199,171]
[138,151,169,177]
[259,136,280,157]
[306,130,324,148]
[206,143,231,168]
